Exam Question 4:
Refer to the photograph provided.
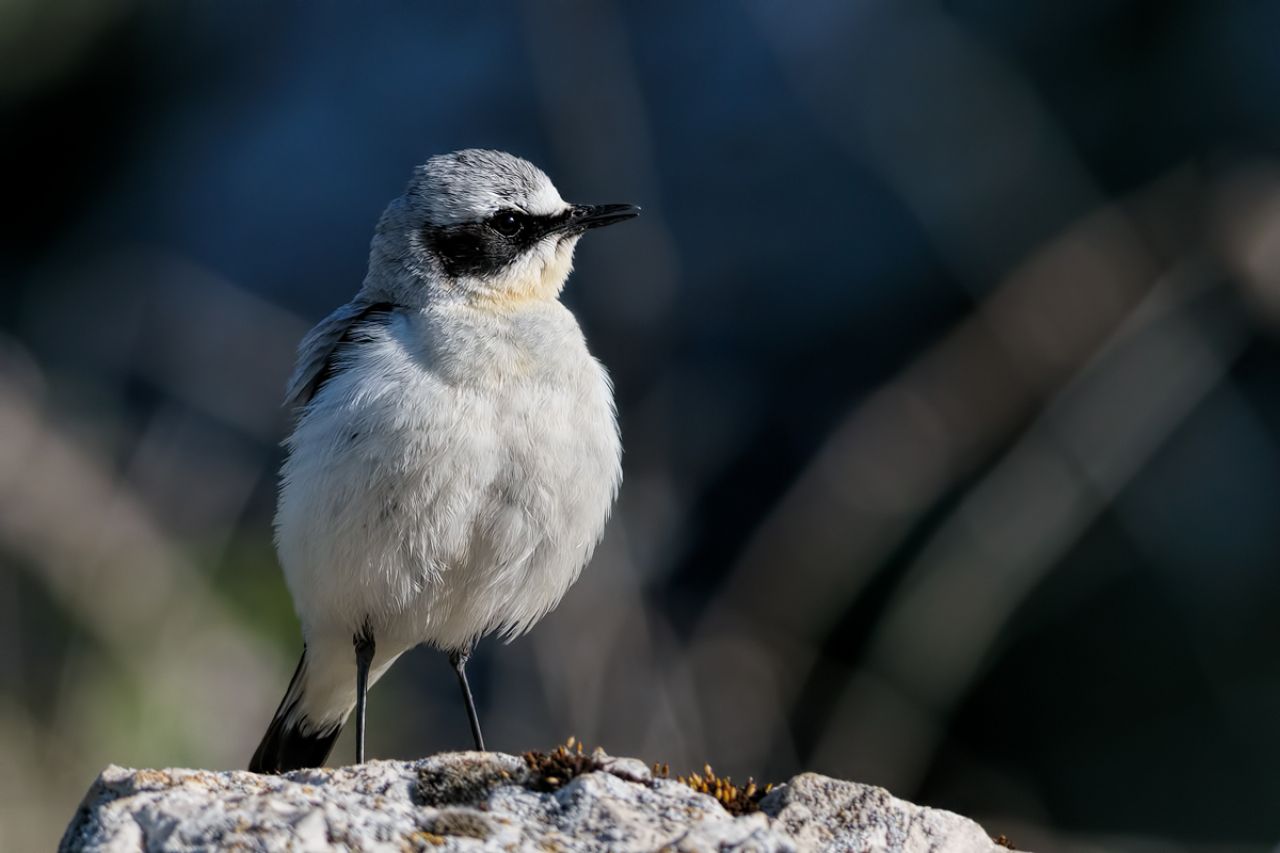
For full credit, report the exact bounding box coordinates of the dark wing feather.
[248,650,342,773]
[284,301,398,409]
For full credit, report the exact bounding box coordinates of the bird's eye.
[488,210,525,237]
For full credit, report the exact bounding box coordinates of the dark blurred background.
[5,1,1280,849]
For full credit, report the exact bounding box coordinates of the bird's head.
[366,149,639,309]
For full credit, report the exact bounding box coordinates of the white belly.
[275,306,621,655]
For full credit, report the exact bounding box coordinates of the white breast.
[275,301,621,655]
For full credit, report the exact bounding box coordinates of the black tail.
[249,650,343,774]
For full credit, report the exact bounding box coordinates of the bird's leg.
[353,624,376,764]
[448,648,485,751]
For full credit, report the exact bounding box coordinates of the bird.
[248,149,636,774]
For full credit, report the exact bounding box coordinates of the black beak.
[566,203,641,231]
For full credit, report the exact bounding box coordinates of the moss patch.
[521,737,607,792]
[525,738,776,816]
[654,762,773,816]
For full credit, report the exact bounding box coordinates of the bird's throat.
[470,242,576,311]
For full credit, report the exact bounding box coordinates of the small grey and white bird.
[248,149,636,773]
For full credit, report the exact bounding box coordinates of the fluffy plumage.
[250,150,627,772]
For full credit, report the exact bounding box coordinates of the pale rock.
[60,751,1013,852]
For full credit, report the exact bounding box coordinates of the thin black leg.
[354,626,376,764]
[448,649,485,751]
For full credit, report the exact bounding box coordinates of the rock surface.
[60,751,1011,852]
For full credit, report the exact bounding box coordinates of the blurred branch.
[671,0,1205,787]
[0,338,289,845]
[822,254,1245,791]
[695,185,1171,693]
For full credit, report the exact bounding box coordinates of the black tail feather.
[249,650,343,774]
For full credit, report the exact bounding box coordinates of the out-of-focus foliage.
[4,1,1280,850]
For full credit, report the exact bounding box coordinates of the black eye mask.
[423,210,555,280]
[422,204,639,280]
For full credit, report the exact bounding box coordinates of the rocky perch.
[60,749,1014,852]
